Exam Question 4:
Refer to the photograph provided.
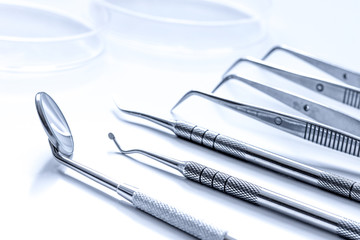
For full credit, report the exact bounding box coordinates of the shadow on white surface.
[29,156,63,195]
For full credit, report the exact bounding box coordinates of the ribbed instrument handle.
[174,121,360,202]
[183,161,261,204]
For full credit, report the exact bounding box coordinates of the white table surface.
[1,0,360,239]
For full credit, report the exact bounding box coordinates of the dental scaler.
[108,132,360,240]
[114,106,360,203]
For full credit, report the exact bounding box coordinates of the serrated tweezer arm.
[172,90,360,157]
[262,45,360,88]
[213,75,360,139]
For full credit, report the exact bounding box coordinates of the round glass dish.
[102,0,271,58]
[0,0,108,72]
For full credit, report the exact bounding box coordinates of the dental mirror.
[35,91,120,191]
[35,92,74,157]
[34,92,234,240]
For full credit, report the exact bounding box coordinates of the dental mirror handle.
[181,161,360,239]
[53,149,232,240]
[173,121,360,202]
[128,190,232,240]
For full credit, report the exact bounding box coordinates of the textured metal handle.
[317,172,360,202]
[174,121,360,202]
[183,161,261,204]
[336,218,360,240]
[132,191,228,240]
[174,122,248,159]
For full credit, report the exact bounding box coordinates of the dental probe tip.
[108,132,185,171]
[114,105,176,131]
[108,132,125,154]
[108,132,115,140]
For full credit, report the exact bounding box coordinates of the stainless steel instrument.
[114,105,360,203]
[262,45,360,88]
[172,90,360,157]
[213,75,360,138]
[35,92,235,240]
[222,57,360,109]
[108,132,360,239]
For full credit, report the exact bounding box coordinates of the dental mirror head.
[35,92,74,157]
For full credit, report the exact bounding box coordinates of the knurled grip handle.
[351,183,360,202]
[132,191,228,240]
[174,122,248,159]
[317,172,360,202]
[183,161,261,204]
[336,218,360,240]
[174,121,360,202]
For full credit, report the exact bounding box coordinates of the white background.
[1,0,360,239]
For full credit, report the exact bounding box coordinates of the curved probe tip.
[108,132,115,140]
[108,132,124,153]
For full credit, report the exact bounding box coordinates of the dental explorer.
[114,106,360,202]
[35,92,235,240]
[173,90,360,157]
[108,132,360,240]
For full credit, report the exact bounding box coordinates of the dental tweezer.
[114,106,360,202]
[213,75,360,139]
[262,45,360,88]
[172,90,360,157]
[222,57,360,109]
[108,132,360,240]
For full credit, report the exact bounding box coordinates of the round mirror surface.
[35,92,74,156]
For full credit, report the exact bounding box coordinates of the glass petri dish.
[101,0,271,58]
[0,0,109,72]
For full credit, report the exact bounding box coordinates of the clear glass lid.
[102,0,271,57]
[0,0,109,72]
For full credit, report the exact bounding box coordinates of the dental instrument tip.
[108,132,115,140]
[108,132,125,154]
[108,132,185,172]
[114,104,176,131]
[212,74,236,93]
[171,91,198,112]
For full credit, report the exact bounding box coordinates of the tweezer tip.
[212,74,237,93]
[262,45,287,60]
[171,90,199,112]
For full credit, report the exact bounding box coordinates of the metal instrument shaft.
[213,75,360,137]
[109,132,360,240]
[172,90,360,157]
[36,92,234,240]
[115,106,360,202]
